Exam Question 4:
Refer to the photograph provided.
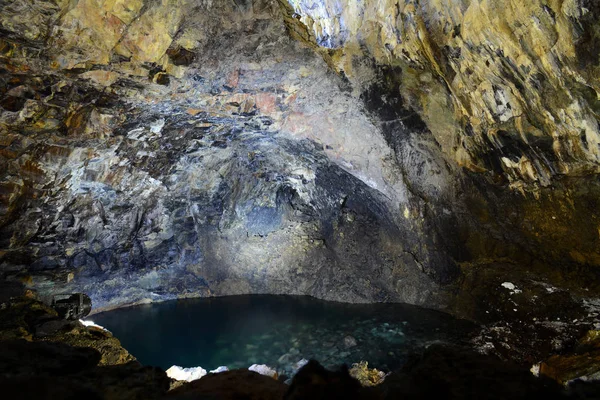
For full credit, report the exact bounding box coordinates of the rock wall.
[0,0,465,311]
[1,0,599,312]
[285,0,600,188]
[281,0,600,285]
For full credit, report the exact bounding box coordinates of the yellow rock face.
[51,0,182,66]
[286,0,600,190]
[116,0,185,63]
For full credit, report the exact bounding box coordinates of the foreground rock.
[541,330,600,384]
[0,296,169,399]
[349,361,386,387]
[1,295,599,399]
[378,345,567,400]
[167,370,287,400]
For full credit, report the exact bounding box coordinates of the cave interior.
[1,0,600,398]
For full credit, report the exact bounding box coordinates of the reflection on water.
[93,295,477,376]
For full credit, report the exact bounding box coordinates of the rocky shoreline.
[1,291,600,399]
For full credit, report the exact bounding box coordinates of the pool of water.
[92,295,477,377]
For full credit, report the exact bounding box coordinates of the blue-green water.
[92,295,476,376]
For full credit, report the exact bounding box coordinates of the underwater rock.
[278,353,294,364]
[343,335,358,348]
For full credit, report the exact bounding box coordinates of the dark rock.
[50,293,92,320]
[540,330,600,384]
[378,345,566,400]
[34,319,74,337]
[0,376,103,400]
[0,96,27,112]
[0,297,169,399]
[285,360,373,400]
[166,47,196,66]
[0,340,101,376]
[154,72,170,86]
[166,370,287,400]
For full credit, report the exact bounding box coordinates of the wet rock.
[344,335,357,348]
[294,358,309,371]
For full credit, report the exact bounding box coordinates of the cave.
[1,0,600,398]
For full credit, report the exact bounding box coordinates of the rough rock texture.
[0,0,466,311]
[0,296,170,400]
[281,0,600,284]
[2,0,600,391]
[0,0,599,341]
[286,0,600,185]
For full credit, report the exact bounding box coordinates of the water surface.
[92,295,476,376]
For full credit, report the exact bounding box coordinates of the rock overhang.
[0,0,599,314]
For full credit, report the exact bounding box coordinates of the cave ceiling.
[0,0,599,311]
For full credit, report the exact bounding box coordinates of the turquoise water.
[92,295,476,377]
